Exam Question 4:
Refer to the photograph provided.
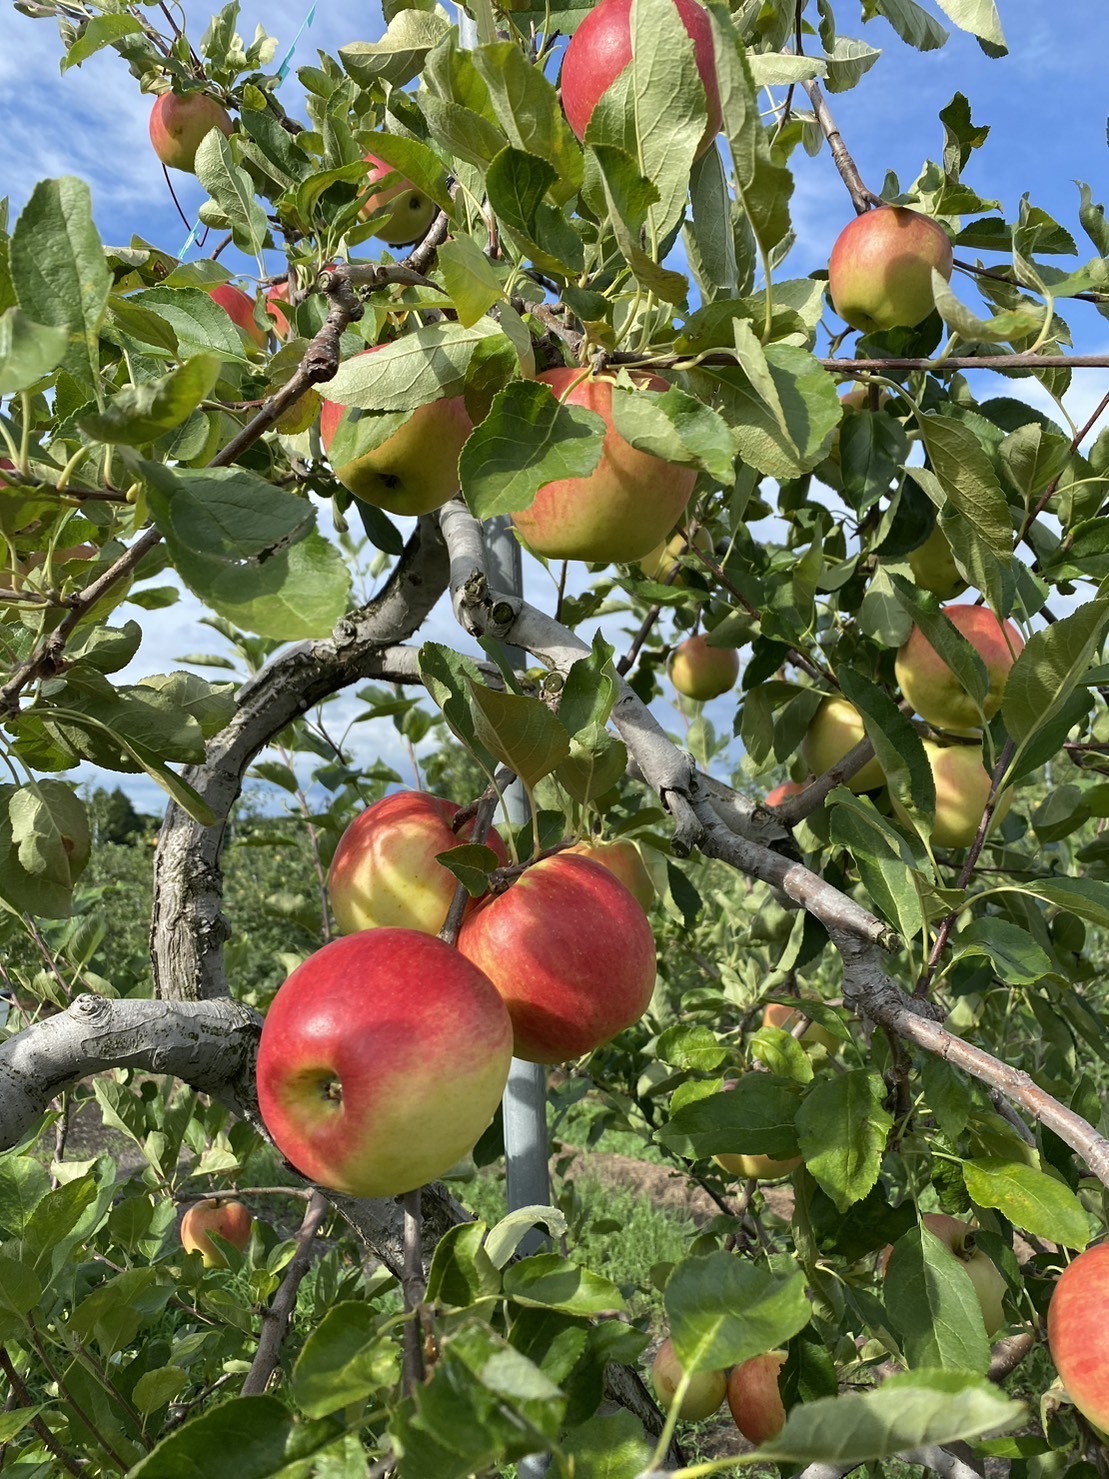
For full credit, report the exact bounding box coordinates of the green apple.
[799,697,884,793]
[360,153,438,246]
[668,633,739,701]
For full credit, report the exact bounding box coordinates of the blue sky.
[2,0,1106,811]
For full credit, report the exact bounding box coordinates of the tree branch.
[241,1190,329,1396]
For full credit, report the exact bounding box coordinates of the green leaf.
[657,1076,802,1160]
[8,781,89,888]
[339,11,450,87]
[704,345,840,478]
[1002,597,1109,745]
[557,633,618,736]
[839,665,934,823]
[435,843,502,898]
[951,919,1053,985]
[556,1411,653,1479]
[610,382,735,485]
[486,148,585,277]
[665,1250,811,1372]
[458,378,604,521]
[796,1072,892,1212]
[0,306,69,394]
[132,1367,189,1416]
[932,0,1005,46]
[426,1222,502,1307]
[884,1224,991,1372]
[486,1206,568,1269]
[472,42,582,202]
[588,144,687,304]
[173,529,351,642]
[437,235,504,328]
[127,1394,296,1477]
[80,355,221,444]
[418,643,496,771]
[863,0,948,51]
[890,573,991,710]
[61,13,144,69]
[0,1156,51,1236]
[554,724,627,804]
[468,681,570,789]
[963,1159,1089,1249]
[655,1024,728,1073]
[195,130,271,258]
[917,416,1012,559]
[0,1255,41,1320]
[292,1303,399,1418]
[686,145,738,300]
[357,133,454,213]
[323,321,501,411]
[504,1254,624,1316]
[758,1369,1024,1463]
[126,286,247,361]
[11,177,110,393]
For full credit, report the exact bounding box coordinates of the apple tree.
[0,0,1108,1473]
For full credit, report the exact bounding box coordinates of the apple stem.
[401,1189,427,1394]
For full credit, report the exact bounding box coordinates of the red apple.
[256,929,513,1197]
[511,369,697,564]
[1048,1243,1109,1432]
[265,282,292,340]
[563,838,655,912]
[906,522,967,599]
[209,284,266,350]
[762,1001,838,1054]
[360,153,438,246]
[895,604,1024,735]
[884,1214,1007,1337]
[180,1198,252,1269]
[668,633,739,701]
[320,347,473,517]
[799,697,884,793]
[828,206,953,334]
[764,781,805,808]
[560,0,722,158]
[457,853,657,1064]
[727,1351,786,1443]
[651,1337,726,1420]
[149,91,233,173]
[890,738,1010,850]
[327,790,508,937]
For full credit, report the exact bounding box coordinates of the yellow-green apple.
[560,0,722,157]
[668,633,739,701]
[180,1198,252,1268]
[895,604,1024,734]
[906,522,966,599]
[892,738,1009,849]
[256,929,513,1197]
[457,852,657,1063]
[1048,1243,1109,1432]
[884,1214,1007,1337]
[727,1351,787,1443]
[563,838,655,912]
[799,697,884,792]
[828,206,953,333]
[320,347,472,516]
[713,1077,803,1180]
[764,781,805,808]
[762,1001,838,1054]
[637,526,714,583]
[650,1338,726,1421]
[360,153,438,246]
[510,368,697,564]
[209,284,266,350]
[327,790,507,937]
[148,90,233,172]
[264,282,292,340]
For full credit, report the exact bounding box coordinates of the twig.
[773,737,879,827]
[801,79,883,214]
[401,1189,426,1394]
[0,1347,84,1478]
[241,1190,329,1396]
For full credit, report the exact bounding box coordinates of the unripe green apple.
[360,153,438,246]
[510,369,697,564]
[209,284,266,350]
[563,838,655,912]
[650,1338,727,1420]
[668,633,739,702]
[714,1149,803,1180]
[327,790,508,936]
[320,347,473,517]
[148,91,233,173]
[180,1198,252,1269]
[1048,1242,1109,1433]
[637,526,713,583]
[727,1351,786,1443]
[828,206,953,333]
[906,522,967,600]
[884,1214,1007,1337]
[799,697,884,793]
[895,604,1023,735]
[891,739,1010,850]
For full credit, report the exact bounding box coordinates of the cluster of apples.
[779,603,1023,848]
[652,1338,787,1441]
[254,792,658,1199]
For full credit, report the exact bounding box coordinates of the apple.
[560,0,722,158]
[764,781,805,808]
[714,1150,803,1181]
[891,738,1010,850]
[457,852,657,1064]
[264,282,292,340]
[1048,1243,1109,1432]
[209,284,266,350]
[637,526,714,583]
[256,929,513,1197]
[906,522,967,600]
[180,1198,252,1269]
[727,1351,786,1443]
[510,368,697,564]
[884,1214,1007,1338]
[320,347,473,517]
[895,604,1024,735]
[762,1001,838,1054]
[799,697,885,793]
[650,1338,726,1421]
[149,90,234,173]
[327,790,508,937]
[360,154,438,246]
[563,838,655,912]
[828,206,953,334]
[668,633,739,702]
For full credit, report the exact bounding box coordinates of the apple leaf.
[587,144,689,305]
[665,1250,811,1373]
[1002,596,1109,746]
[339,11,451,88]
[0,307,69,395]
[553,724,627,804]
[472,42,582,202]
[291,1302,399,1418]
[949,918,1054,985]
[458,379,604,522]
[435,843,502,898]
[862,0,948,51]
[485,148,585,277]
[437,236,504,328]
[419,644,497,773]
[962,1159,1090,1249]
[127,286,248,362]
[80,355,221,444]
[917,416,1012,560]
[426,1223,502,1306]
[485,1206,568,1270]
[323,321,501,412]
[888,572,993,711]
[656,1076,802,1160]
[757,1369,1023,1462]
[558,1412,653,1479]
[468,680,570,789]
[126,1394,304,1477]
[504,1253,624,1316]
[8,782,88,888]
[796,1072,892,1212]
[687,146,739,301]
[610,383,736,485]
[702,344,841,479]
[357,132,454,213]
[932,0,1005,47]
[195,129,271,259]
[557,633,619,737]
[884,1224,992,1373]
[839,665,934,825]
